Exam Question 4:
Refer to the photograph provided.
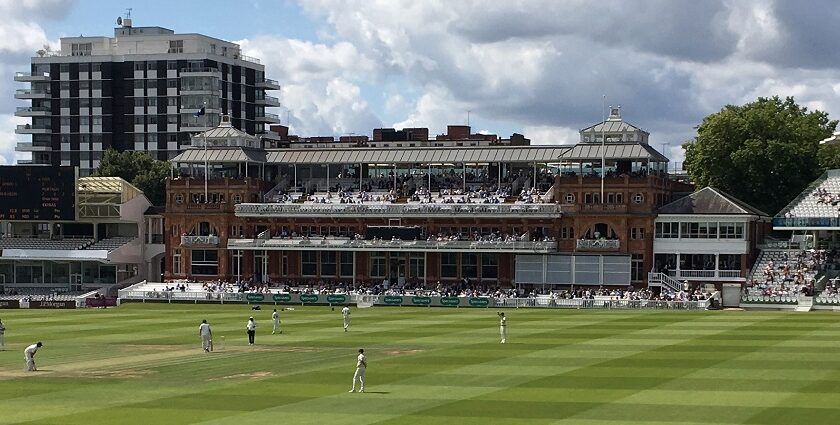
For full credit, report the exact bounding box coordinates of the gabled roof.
[658,187,769,216]
[558,142,668,162]
[580,119,647,134]
[196,123,255,140]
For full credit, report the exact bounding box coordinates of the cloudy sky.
[1,0,839,166]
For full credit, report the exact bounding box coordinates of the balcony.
[15,125,51,134]
[228,237,557,253]
[257,78,281,90]
[256,95,281,107]
[256,112,281,123]
[180,235,220,247]
[666,269,744,280]
[15,107,51,117]
[575,238,620,251]
[180,67,221,76]
[14,89,50,99]
[235,203,564,218]
[14,71,50,82]
[15,142,52,152]
[179,125,214,133]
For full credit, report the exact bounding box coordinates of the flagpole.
[601,95,606,205]
[201,102,208,203]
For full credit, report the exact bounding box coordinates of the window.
[167,79,178,88]
[301,251,317,276]
[167,61,178,70]
[560,226,575,239]
[631,227,645,240]
[91,62,101,72]
[147,62,156,70]
[169,40,184,53]
[147,97,157,106]
[680,222,717,238]
[631,254,644,281]
[340,252,353,277]
[655,222,678,238]
[632,193,644,204]
[172,250,181,274]
[134,80,144,89]
[564,193,575,203]
[441,252,458,278]
[462,253,478,278]
[719,254,741,271]
[230,250,241,277]
[134,62,145,71]
[320,251,337,276]
[409,253,424,279]
[719,222,744,239]
[79,63,90,72]
[370,254,386,278]
[481,254,498,279]
[168,97,178,106]
[190,249,218,275]
[60,63,70,72]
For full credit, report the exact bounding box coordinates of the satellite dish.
[117,16,122,25]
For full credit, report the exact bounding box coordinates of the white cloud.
[522,125,579,146]
[0,0,73,165]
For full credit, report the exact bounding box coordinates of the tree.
[818,142,840,171]
[683,96,837,215]
[95,149,170,206]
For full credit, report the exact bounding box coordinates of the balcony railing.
[235,202,564,218]
[228,237,557,253]
[180,67,220,73]
[667,269,744,280]
[14,71,50,81]
[180,235,220,246]
[576,239,620,250]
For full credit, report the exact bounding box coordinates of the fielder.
[0,318,5,351]
[342,305,351,332]
[272,309,281,334]
[199,319,212,352]
[24,341,42,372]
[349,348,367,393]
[498,312,507,344]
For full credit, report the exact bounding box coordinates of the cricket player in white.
[24,341,42,371]
[342,305,351,332]
[499,312,507,344]
[199,319,212,352]
[349,348,366,392]
[272,309,281,334]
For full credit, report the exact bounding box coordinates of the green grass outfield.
[1,304,840,424]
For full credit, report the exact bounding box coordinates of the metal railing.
[180,67,220,73]
[180,235,220,246]
[228,237,557,253]
[666,270,744,279]
[576,239,620,250]
[235,202,564,217]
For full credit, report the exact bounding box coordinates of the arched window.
[583,223,617,239]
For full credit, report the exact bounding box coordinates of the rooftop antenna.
[125,8,132,19]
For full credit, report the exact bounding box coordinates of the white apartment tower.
[14,18,281,175]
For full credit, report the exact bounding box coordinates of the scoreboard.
[0,166,77,221]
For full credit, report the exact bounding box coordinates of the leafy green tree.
[683,96,837,215]
[818,142,840,171]
[95,149,170,206]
